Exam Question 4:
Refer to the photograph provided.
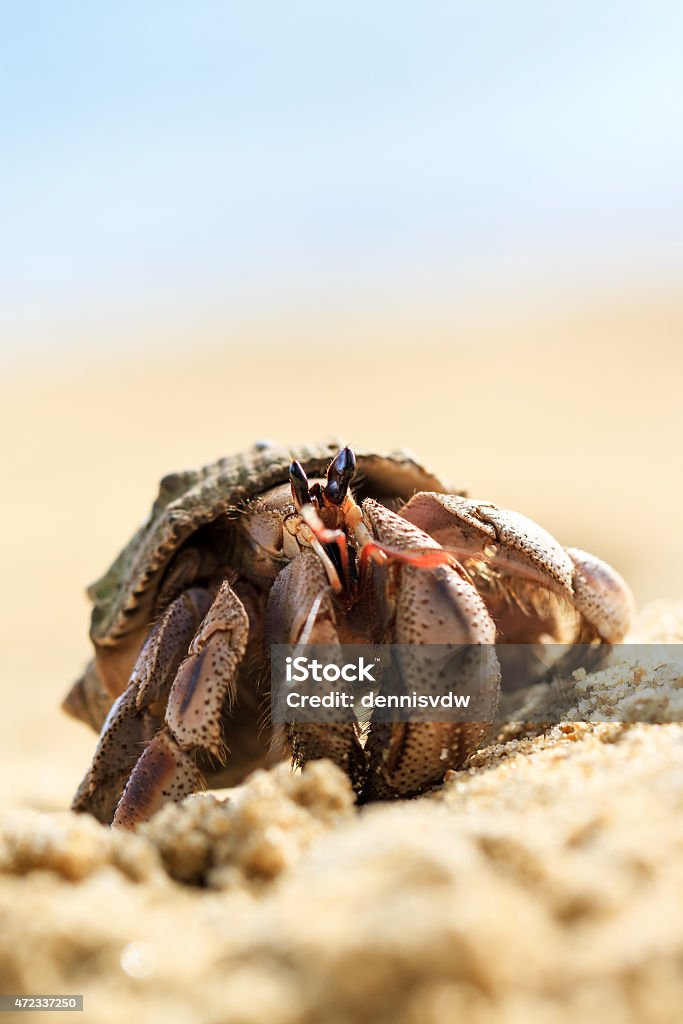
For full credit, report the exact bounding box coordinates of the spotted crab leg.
[110,579,249,829]
[71,587,212,823]
[398,493,635,642]
[265,549,367,791]
[73,581,250,828]
[358,500,501,801]
[71,680,161,824]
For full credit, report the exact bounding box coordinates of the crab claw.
[324,446,356,506]
[398,492,635,643]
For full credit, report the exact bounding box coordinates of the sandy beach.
[1,297,683,1021]
[4,6,683,1019]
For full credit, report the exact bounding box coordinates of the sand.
[2,303,683,1022]
[1,605,683,1023]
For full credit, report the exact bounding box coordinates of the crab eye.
[289,459,310,509]
[324,446,356,505]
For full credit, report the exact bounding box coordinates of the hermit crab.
[64,441,634,828]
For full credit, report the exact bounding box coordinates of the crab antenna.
[289,459,310,509]
[323,446,356,506]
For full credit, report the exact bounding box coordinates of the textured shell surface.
[88,440,449,646]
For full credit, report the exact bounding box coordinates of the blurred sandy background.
[1,4,682,815]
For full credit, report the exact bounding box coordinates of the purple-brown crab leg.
[112,579,249,829]
[265,548,367,791]
[71,586,213,823]
[357,500,501,801]
[397,492,635,642]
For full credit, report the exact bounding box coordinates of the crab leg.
[565,547,635,643]
[111,579,249,829]
[71,681,160,824]
[358,500,501,801]
[265,549,366,790]
[72,587,212,823]
[399,493,635,642]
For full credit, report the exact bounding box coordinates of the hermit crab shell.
[87,441,449,648]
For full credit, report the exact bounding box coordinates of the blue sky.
[2,2,682,359]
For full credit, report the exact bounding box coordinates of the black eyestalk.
[323,446,356,506]
[289,459,311,509]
